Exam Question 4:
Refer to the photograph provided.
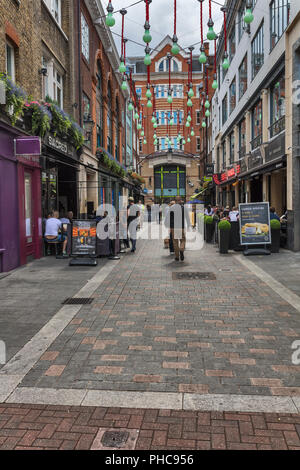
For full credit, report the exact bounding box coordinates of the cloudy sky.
[100,0,226,57]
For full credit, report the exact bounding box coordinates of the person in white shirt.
[45,211,68,255]
[229,207,239,222]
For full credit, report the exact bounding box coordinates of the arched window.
[159,61,164,72]
[115,98,120,161]
[96,61,103,147]
[107,82,112,154]
[158,57,180,73]
[172,60,179,72]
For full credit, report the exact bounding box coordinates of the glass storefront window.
[239,54,247,100]
[229,77,236,115]
[251,22,264,79]
[251,100,262,148]
[270,0,290,50]
[25,173,32,238]
[270,75,285,137]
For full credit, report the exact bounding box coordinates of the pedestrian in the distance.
[127,197,140,253]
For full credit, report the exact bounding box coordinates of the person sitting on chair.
[45,211,68,256]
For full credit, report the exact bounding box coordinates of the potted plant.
[270,219,281,253]
[204,215,214,243]
[218,220,231,254]
[0,74,27,125]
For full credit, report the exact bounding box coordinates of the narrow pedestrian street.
[0,230,300,450]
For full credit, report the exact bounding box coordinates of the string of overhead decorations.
[104,0,255,148]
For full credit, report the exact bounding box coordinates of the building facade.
[128,37,214,205]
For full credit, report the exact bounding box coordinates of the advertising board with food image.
[71,220,97,256]
[239,203,271,245]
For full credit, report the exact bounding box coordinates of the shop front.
[41,133,80,219]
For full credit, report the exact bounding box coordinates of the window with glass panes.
[270,75,285,138]
[251,100,262,148]
[81,13,89,62]
[238,119,246,156]
[96,62,103,147]
[270,0,290,50]
[222,140,226,169]
[53,68,63,108]
[229,132,235,163]
[6,41,16,81]
[229,77,236,115]
[238,54,247,100]
[82,93,91,146]
[251,22,264,79]
[107,84,113,154]
[222,94,228,126]
[238,0,247,42]
[229,26,236,62]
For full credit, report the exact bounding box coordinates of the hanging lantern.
[143,138,147,145]
[205,109,210,117]
[128,101,134,112]
[137,122,142,130]
[199,44,207,64]
[134,111,139,120]
[146,86,152,99]
[187,98,193,107]
[222,51,230,70]
[153,122,158,129]
[147,99,152,108]
[144,53,151,66]
[188,86,194,98]
[244,1,254,24]
[187,137,191,143]
[187,114,192,122]
[212,74,218,90]
[143,21,152,43]
[154,138,158,145]
[207,18,217,41]
[141,130,145,137]
[182,139,186,145]
[121,79,128,90]
[167,90,173,104]
[205,99,210,109]
[186,121,190,128]
[153,132,157,139]
[191,128,195,137]
[151,114,156,124]
[170,117,174,126]
[171,34,180,55]
[202,120,206,128]
[106,3,115,27]
[119,59,126,74]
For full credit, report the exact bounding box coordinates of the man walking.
[127,197,140,253]
[165,197,190,261]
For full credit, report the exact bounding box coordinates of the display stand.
[69,220,98,267]
[243,244,271,256]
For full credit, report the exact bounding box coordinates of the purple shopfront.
[0,120,42,273]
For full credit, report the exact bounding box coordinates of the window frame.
[6,40,16,82]
[81,13,90,62]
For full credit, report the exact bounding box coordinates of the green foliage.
[0,73,27,125]
[25,101,51,137]
[218,220,231,231]
[270,219,281,230]
[204,215,213,224]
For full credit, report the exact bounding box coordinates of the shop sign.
[248,149,263,170]
[239,202,271,246]
[14,137,41,156]
[71,220,97,257]
[265,133,285,163]
[213,163,241,185]
[45,133,78,161]
[206,164,214,177]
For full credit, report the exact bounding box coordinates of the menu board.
[71,220,97,256]
[239,203,271,246]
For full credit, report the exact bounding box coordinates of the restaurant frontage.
[41,132,81,219]
[0,119,42,272]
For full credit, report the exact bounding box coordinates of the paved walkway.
[0,226,300,450]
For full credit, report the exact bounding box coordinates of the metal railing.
[269,116,285,139]
[250,134,262,150]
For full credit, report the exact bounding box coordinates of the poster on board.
[71,220,97,257]
[239,202,271,246]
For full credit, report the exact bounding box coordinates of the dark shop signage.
[265,133,285,163]
[71,220,97,257]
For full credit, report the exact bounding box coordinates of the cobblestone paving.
[18,237,300,396]
[0,403,300,450]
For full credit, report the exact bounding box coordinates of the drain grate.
[62,298,93,305]
[172,272,216,280]
[101,431,130,448]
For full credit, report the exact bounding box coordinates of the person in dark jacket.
[127,197,140,253]
[165,197,191,261]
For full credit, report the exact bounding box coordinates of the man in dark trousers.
[165,196,191,261]
[127,197,140,253]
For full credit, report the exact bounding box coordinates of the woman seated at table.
[45,211,68,256]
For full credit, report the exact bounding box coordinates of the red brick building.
[128,36,214,204]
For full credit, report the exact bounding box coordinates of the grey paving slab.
[82,390,183,409]
[6,387,87,406]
